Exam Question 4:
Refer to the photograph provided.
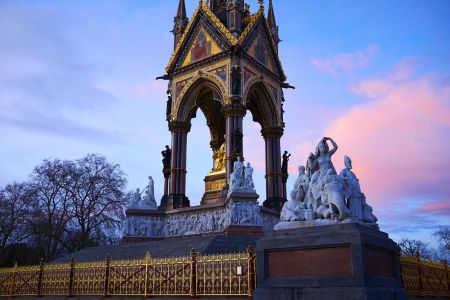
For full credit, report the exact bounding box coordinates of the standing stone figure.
[231,65,241,95]
[244,162,255,190]
[281,151,291,176]
[232,127,243,154]
[290,166,310,202]
[165,93,172,121]
[229,157,256,194]
[141,176,158,209]
[129,188,142,208]
[162,145,171,171]
[340,156,377,224]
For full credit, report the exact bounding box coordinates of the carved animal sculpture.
[323,180,351,221]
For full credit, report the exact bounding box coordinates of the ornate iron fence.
[0,245,255,297]
[400,255,450,297]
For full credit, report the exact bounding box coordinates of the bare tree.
[0,183,32,265]
[68,154,127,250]
[398,238,432,259]
[434,226,450,250]
[433,226,450,261]
[28,159,76,260]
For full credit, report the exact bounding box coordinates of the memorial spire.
[267,0,280,52]
[172,0,189,49]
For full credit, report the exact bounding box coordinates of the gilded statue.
[212,142,226,172]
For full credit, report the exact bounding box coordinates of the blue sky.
[0,0,449,245]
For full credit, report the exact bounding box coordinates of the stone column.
[262,126,285,210]
[222,101,246,184]
[167,121,191,210]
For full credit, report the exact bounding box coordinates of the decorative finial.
[259,0,264,11]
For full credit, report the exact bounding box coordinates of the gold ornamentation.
[172,71,228,121]
[0,249,256,297]
[205,178,226,192]
[212,142,226,172]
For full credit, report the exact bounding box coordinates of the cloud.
[325,61,450,215]
[311,44,378,74]
[0,3,116,139]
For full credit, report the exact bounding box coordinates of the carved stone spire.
[267,0,280,52]
[227,0,244,37]
[173,0,189,49]
[210,0,228,26]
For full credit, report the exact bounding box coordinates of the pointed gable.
[247,29,277,74]
[166,4,235,73]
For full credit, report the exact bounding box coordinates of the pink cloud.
[311,44,378,74]
[325,64,450,210]
[130,79,166,97]
[415,201,450,216]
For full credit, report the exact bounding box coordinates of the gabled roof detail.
[181,27,222,67]
[242,17,286,81]
[166,4,236,73]
[165,3,285,81]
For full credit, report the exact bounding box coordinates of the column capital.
[168,120,191,132]
[261,126,284,138]
[222,101,246,117]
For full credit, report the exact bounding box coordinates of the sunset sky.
[0,0,449,245]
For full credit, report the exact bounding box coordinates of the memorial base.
[254,223,407,300]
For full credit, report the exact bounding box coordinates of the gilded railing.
[0,245,256,297]
[400,255,450,297]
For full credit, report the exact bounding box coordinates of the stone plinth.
[201,171,226,205]
[122,193,280,241]
[254,223,407,300]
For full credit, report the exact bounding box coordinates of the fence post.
[37,258,44,297]
[443,260,449,295]
[9,262,18,297]
[247,244,256,299]
[190,248,197,298]
[144,252,150,298]
[104,254,111,297]
[68,256,75,297]
[396,246,404,287]
[416,251,423,297]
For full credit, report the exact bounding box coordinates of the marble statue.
[140,176,158,209]
[275,137,379,230]
[306,137,350,221]
[128,188,142,208]
[290,166,310,202]
[280,166,310,222]
[229,157,256,194]
[244,163,255,190]
[340,156,378,224]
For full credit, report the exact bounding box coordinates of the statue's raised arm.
[324,137,338,156]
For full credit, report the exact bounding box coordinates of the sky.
[0,0,449,246]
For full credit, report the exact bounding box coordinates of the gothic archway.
[245,81,285,210]
[167,76,227,209]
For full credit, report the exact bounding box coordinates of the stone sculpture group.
[228,157,256,195]
[277,137,378,229]
[128,176,158,210]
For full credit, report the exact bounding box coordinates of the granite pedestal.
[254,223,407,300]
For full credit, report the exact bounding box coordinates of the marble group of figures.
[228,157,256,194]
[124,200,279,238]
[279,137,378,229]
[128,176,158,210]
